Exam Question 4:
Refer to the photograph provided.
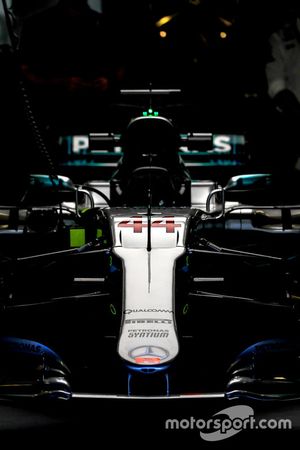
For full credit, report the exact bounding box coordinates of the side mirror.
[224,173,273,204]
[205,174,274,215]
[22,174,76,206]
[0,337,71,400]
[226,339,300,402]
[225,174,273,191]
[205,186,225,218]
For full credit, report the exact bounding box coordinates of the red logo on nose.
[118,216,181,233]
[135,356,161,364]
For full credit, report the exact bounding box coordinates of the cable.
[18,78,58,178]
[1,0,58,185]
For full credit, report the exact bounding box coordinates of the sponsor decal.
[124,308,173,314]
[13,342,42,353]
[118,217,181,233]
[0,339,42,354]
[135,356,161,364]
[128,329,169,338]
[125,319,172,324]
[129,345,169,364]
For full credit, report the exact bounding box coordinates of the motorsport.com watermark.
[165,405,292,442]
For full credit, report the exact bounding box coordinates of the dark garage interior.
[1,0,300,447]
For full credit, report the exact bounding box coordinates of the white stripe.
[74,278,105,283]
[193,277,224,282]
[72,392,225,400]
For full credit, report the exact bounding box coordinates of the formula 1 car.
[1,91,300,405]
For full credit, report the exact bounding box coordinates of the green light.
[142,109,159,117]
[109,304,117,316]
[183,304,189,315]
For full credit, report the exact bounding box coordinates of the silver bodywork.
[106,208,192,365]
